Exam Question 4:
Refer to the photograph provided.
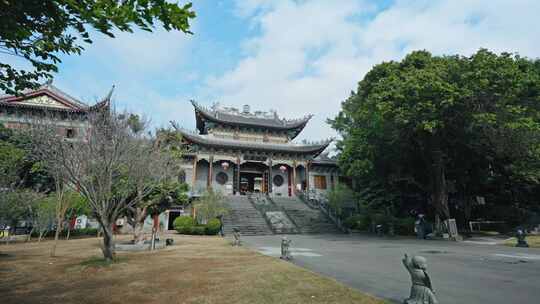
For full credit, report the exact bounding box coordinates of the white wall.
[211,163,234,195]
[271,167,290,197]
[194,161,209,196]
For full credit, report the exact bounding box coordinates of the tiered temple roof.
[192,100,312,139]
[175,127,332,155]
[173,101,332,157]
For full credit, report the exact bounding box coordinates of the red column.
[207,156,214,189]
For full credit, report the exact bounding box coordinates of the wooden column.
[236,156,241,195]
[292,161,297,195]
[268,158,273,194]
[207,155,214,189]
[192,156,198,192]
[305,161,310,193]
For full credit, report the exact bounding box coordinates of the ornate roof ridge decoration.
[88,85,114,113]
[190,100,313,131]
[0,81,113,113]
[171,121,332,155]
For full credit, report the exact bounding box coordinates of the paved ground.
[242,234,540,304]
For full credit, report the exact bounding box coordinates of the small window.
[66,128,76,138]
[314,175,327,190]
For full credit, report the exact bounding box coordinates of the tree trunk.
[133,220,145,244]
[51,216,63,257]
[101,221,115,262]
[27,227,35,242]
[132,206,148,244]
[430,150,450,222]
[38,230,46,242]
[66,224,71,240]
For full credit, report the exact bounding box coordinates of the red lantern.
[221,161,230,170]
[279,165,287,173]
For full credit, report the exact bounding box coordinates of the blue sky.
[5,0,540,145]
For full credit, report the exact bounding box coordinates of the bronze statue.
[402,254,439,304]
[280,236,292,260]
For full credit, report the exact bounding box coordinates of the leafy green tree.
[331,49,540,225]
[326,183,355,218]
[0,124,53,191]
[0,0,195,94]
[33,194,56,242]
[0,140,25,189]
[0,189,43,240]
[193,189,229,224]
[63,191,90,240]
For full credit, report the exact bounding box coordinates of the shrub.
[191,226,206,235]
[395,217,416,235]
[343,215,363,229]
[205,218,221,235]
[173,216,195,234]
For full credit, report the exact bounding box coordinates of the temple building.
[174,101,342,199]
[0,81,111,139]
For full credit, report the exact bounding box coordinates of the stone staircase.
[271,196,341,234]
[222,195,273,236]
[249,194,298,234]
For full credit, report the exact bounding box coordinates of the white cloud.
[204,0,540,144]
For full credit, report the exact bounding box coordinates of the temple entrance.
[240,172,263,194]
[239,162,269,195]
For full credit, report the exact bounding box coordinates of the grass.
[503,235,540,248]
[0,234,385,304]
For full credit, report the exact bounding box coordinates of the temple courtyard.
[243,234,540,304]
[0,235,383,304]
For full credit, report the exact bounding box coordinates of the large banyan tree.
[331,49,540,225]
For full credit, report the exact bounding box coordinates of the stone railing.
[297,190,347,233]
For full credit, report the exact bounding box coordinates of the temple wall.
[271,168,289,197]
[0,113,89,140]
[308,171,338,200]
[210,163,234,195]
[194,161,209,196]
[295,167,307,190]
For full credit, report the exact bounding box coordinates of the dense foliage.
[173,216,194,234]
[173,216,221,236]
[0,0,195,94]
[193,189,229,224]
[331,49,540,229]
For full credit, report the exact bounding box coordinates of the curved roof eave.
[177,129,331,155]
[191,100,313,134]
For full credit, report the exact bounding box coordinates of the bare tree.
[30,102,171,261]
[123,122,188,243]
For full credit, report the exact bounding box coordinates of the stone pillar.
[208,155,214,189]
[268,158,273,194]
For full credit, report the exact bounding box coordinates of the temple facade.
[0,81,110,139]
[175,101,341,199]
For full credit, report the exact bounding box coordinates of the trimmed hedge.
[173,216,195,234]
[205,218,221,235]
[174,216,222,235]
[30,227,99,238]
